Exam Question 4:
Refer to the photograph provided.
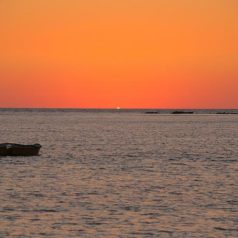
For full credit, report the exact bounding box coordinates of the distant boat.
[0,143,41,156]
[172,111,194,114]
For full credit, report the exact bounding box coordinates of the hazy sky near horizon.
[0,0,238,108]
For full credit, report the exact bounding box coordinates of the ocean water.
[0,109,238,238]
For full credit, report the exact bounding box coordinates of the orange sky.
[0,0,238,108]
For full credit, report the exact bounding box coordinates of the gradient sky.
[0,0,238,108]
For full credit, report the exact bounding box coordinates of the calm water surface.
[0,110,238,237]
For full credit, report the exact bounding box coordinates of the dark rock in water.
[0,143,41,156]
[172,111,194,114]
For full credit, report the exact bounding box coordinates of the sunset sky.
[0,0,238,108]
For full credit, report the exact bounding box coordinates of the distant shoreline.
[0,107,238,110]
[0,108,237,115]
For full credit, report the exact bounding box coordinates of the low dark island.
[172,111,194,114]
[145,111,159,114]
[0,143,41,156]
[216,112,238,115]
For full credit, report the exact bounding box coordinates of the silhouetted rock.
[0,143,41,156]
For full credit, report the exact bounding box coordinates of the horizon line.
[0,107,238,110]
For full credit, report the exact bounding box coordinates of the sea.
[0,109,238,238]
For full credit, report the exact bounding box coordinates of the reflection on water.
[0,111,238,237]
